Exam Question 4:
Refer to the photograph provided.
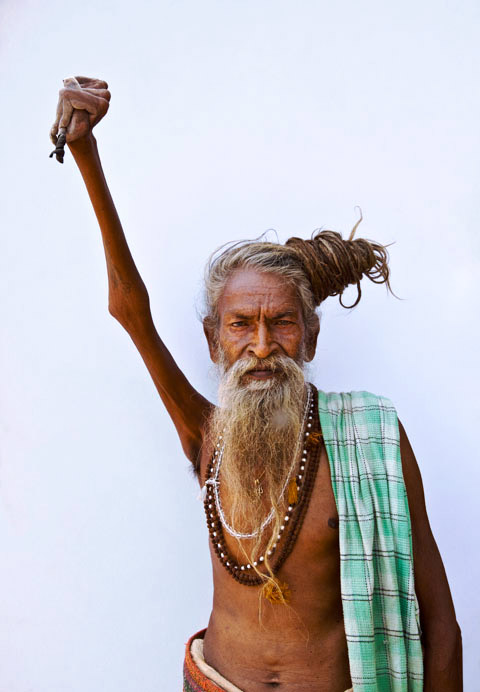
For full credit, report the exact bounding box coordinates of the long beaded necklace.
[202,383,322,592]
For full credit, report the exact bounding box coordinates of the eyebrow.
[227,310,298,320]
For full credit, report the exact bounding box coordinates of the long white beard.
[209,353,306,545]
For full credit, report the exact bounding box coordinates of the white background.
[1,0,478,689]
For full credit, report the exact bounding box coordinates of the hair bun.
[285,218,392,308]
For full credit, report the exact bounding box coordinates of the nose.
[248,323,278,360]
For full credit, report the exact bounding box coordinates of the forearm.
[68,133,149,324]
[423,623,462,691]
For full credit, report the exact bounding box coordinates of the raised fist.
[50,76,111,160]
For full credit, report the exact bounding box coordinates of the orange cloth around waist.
[184,629,238,692]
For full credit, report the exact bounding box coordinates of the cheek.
[217,331,243,361]
[280,328,306,352]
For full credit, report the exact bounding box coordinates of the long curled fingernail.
[49,127,67,164]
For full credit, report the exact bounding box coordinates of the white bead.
[298,474,302,479]
[285,516,289,521]
[221,553,224,558]
[259,556,264,562]
[213,531,217,536]
[288,506,292,511]
[300,465,305,471]
[306,432,310,436]
[217,543,221,548]
[253,561,257,566]
[307,423,312,428]
[268,550,272,555]
[247,564,251,569]
[208,504,212,508]
[241,565,245,570]
[226,562,230,566]
[280,525,285,530]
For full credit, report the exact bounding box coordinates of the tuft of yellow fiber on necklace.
[288,479,298,505]
[308,430,323,446]
[262,578,291,604]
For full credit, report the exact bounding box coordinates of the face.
[205,268,318,378]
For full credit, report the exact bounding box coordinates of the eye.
[231,321,247,328]
[275,320,294,326]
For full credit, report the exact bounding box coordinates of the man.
[50,77,462,691]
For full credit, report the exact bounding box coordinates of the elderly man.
[51,77,462,691]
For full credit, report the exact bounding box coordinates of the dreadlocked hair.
[204,212,393,328]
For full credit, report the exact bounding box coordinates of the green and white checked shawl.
[317,390,423,691]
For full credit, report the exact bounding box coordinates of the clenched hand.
[50,76,111,163]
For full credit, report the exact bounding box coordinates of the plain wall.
[1,0,479,689]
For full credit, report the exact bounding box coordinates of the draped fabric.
[318,390,424,691]
[184,630,227,692]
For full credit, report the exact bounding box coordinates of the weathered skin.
[51,77,463,691]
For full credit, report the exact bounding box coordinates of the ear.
[304,313,320,362]
[203,318,219,363]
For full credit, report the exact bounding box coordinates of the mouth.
[245,368,276,380]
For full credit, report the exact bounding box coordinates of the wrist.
[68,132,97,156]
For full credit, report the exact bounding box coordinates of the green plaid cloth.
[318,390,423,691]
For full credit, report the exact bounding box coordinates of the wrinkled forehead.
[217,268,303,319]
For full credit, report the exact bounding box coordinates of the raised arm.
[399,420,462,691]
[50,77,211,465]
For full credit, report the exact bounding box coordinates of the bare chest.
[198,437,340,595]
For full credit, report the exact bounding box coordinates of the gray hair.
[203,240,318,332]
[203,221,393,332]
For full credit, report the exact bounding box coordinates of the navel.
[327,517,339,529]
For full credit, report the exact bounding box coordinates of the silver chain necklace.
[205,383,313,540]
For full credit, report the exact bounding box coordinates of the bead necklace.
[202,383,322,587]
[208,384,313,539]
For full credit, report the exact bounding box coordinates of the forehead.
[218,268,302,316]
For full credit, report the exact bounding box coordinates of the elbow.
[108,300,128,326]
[108,300,124,322]
[108,291,151,329]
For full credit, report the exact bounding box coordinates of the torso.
[196,409,352,692]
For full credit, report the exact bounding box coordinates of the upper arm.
[122,312,213,467]
[398,419,460,645]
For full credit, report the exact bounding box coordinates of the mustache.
[217,353,306,409]
[220,354,299,379]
